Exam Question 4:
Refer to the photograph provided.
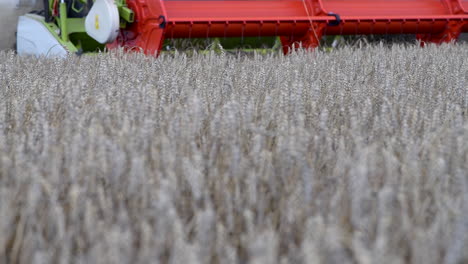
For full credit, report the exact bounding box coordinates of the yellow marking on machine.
[95,15,100,30]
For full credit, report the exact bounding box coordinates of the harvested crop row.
[0,45,467,264]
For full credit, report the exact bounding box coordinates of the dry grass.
[0,44,467,264]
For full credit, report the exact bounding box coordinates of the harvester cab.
[16,0,468,57]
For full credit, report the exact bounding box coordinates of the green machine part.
[43,0,134,54]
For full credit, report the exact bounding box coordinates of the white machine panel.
[17,14,67,57]
[85,0,120,44]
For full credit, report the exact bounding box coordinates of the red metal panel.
[109,0,468,55]
[165,1,309,19]
[322,0,450,16]
[462,0,468,12]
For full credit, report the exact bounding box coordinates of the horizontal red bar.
[167,15,468,23]
[164,0,468,21]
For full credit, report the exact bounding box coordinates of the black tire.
[43,0,52,22]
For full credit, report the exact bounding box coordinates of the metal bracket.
[159,15,166,29]
[327,12,341,26]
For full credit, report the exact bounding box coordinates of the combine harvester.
[17,0,468,56]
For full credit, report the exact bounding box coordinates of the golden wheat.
[0,44,467,264]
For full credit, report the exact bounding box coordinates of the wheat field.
[0,44,467,264]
